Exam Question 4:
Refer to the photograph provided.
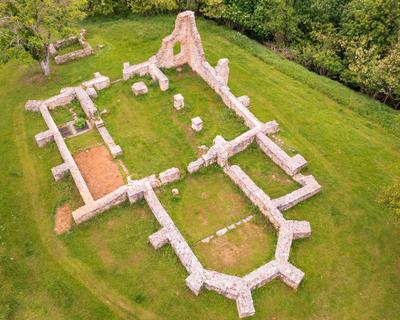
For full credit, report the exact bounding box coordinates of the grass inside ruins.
[194,218,277,276]
[157,165,260,243]
[1,14,400,320]
[56,42,85,56]
[96,66,247,177]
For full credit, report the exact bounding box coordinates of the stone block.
[35,129,54,147]
[25,100,44,112]
[186,271,205,295]
[216,227,228,237]
[110,145,123,158]
[187,158,205,173]
[159,167,180,185]
[51,163,69,181]
[86,87,97,99]
[238,95,250,108]
[149,228,169,249]
[132,81,148,96]
[191,116,203,132]
[173,93,184,110]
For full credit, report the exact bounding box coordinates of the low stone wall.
[123,61,152,80]
[55,46,93,64]
[186,124,280,174]
[52,30,93,65]
[24,89,76,112]
[272,174,322,211]
[34,129,54,147]
[72,185,128,224]
[159,167,180,184]
[149,64,169,91]
[96,124,123,158]
[40,105,93,204]
[256,133,307,176]
[82,73,111,91]
[223,164,285,228]
[74,87,98,118]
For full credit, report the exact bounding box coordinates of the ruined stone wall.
[53,30,93,65]
[40,105,93,204]
[256,133,307,176]
[72,185,128,224]
[75,87,98,118]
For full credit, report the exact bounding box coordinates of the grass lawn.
[96,65,247,177]
[56,41,85,56]
[1,14,400,320]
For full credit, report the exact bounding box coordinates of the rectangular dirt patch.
[74,146,125,200]
[194,221,277,276]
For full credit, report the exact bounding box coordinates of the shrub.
[74,117,86,129]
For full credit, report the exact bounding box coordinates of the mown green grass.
[96,66,247,177]
[0,14,399,320]
[56,42,85,56]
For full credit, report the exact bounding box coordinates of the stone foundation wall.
[72,185,128,224]
[40,105,93,204]
[26,10,323,319]
[34,129,54,147]
[75,87,98,118]
[149,64,169,91]
[272,174,322,211]
[82,73,111,91]
[256,133,307,176]
[52,30,93,65]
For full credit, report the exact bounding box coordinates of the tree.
[127,0,178,14]
[0,0,86,76]
[252,0,300,45]
[85,0,128,16]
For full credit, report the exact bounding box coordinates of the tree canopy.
[0,0,86,75]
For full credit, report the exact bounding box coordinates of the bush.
[74,117,86,129]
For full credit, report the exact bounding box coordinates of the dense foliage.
[0,0,86,75]
[1,1,399,107]
[83,0,400,109]
[200,0,400,108]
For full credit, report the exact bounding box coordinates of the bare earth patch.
[54,203,73,235]
[74,146,124,200]
[194,221,276,276]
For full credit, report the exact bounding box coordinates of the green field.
[1,14,400,320]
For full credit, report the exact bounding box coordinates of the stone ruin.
[25,11,322,319]
[48,29,93,64]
